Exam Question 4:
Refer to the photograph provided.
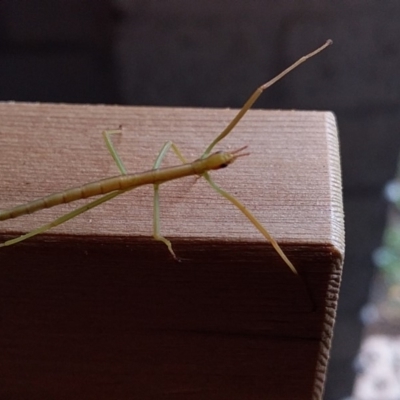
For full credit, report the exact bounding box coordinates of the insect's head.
[206,146,250,170]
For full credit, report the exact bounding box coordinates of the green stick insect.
[0,40,332,278]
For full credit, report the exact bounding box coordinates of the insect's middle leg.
[153,141,188,261]
[103,130,188,260]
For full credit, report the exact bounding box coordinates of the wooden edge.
[0,102,344,399]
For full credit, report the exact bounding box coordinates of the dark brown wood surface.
[0,102,343,399]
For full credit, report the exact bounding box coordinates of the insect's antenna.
[231,145,249,154]
[202,39,332,158]
[230,145,250,160]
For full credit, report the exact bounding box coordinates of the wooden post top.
[0,102,343,399]
[0,102,342,250]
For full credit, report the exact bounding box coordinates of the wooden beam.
[0,102,343,399]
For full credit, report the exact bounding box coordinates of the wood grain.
[0,102,343,399]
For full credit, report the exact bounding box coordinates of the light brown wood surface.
[0,102,343,399]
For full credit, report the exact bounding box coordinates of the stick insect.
[0,40,332,278]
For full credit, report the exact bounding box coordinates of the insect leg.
[202,171,299,276]
[103,130,189,259]
[202,40,332,157]
[102,129,128,175]
[1,129,136,247]
[203,173,315,310]
[0,130,131,247]
[0,189,127,247]
[152,141,188,260]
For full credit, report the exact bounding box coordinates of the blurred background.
[1,1,400,398]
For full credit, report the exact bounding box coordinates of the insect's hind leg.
[0,190,128,248]
[152,141,188,261]
[0,129,130,248]
[102,129,128,175]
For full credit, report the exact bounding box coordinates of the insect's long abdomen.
[0,151,237,221]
